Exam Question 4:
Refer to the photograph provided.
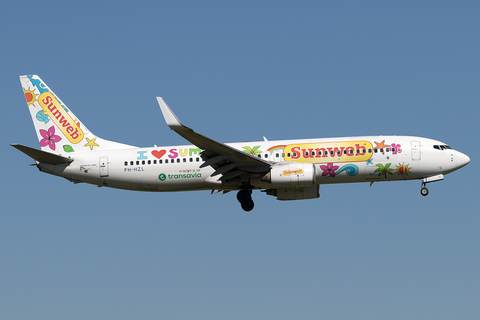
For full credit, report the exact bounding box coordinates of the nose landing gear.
[237,189,254,211]
[420,182,429,196]
[419,174,444,197]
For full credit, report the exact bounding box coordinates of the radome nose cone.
[457,151,470,168]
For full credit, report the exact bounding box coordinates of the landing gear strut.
[419,174,444,197]
[237,189,254,211]
[420,182,429,196]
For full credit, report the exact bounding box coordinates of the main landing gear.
[420,182,429,196]
[237,189,254,211]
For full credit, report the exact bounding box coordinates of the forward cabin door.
[99,157,109,177]
[411,141,421,161]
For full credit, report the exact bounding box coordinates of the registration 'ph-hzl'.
[13,75,470,211]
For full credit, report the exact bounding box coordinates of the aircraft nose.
[456,151,470,169]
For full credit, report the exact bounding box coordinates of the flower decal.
[39,126,62,151]
[320,163,339,177]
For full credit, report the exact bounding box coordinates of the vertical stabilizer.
[20,75,134,154]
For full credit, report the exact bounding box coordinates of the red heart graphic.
[151,150,166,159]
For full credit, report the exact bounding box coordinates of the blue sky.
[1,1,479,319]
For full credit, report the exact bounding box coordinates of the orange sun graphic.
[24,89,37,106]
[396,163,411,176]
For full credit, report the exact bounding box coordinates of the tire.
[420,187,429,196]
[241,200,254,212]
[237,190,250,203]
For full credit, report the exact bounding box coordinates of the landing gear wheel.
[237,189,254,211]
[237,189,250,203]
[241,200,254,211]
[420,187,429,196]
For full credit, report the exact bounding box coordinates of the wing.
[157,97,271,184]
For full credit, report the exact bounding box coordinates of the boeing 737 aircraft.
[12,75,470,211]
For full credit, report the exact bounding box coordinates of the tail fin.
[20,75,134,154]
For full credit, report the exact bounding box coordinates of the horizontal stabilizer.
[11,144,73,164]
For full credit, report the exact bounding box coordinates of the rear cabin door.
[99,157,109,177]
[411,141,421,161]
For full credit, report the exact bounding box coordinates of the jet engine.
[262,162,316,188]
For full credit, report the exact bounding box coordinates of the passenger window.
[293,152,297,157]
[190,158,193,162]
[148,160,151,165]
[374,149,378,153]
[264,154,268,158]
[276,153,279,157]
[142,160,145,165]
[287,153,291,157]
[177,158,180,163]
[159,159,163,164]
[330,150,334,155]
[386,148,389,152]
[368,149,372,153]
[380,148,383,153]
[337,150,341,155]
[124,161,128,166]
[136,161,139,165]
[196,157,200,162]
[282,153,285,157]
[391,148,395,152]
[130,161,134,165]
[183,158,186,162]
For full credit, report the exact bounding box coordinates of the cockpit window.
[433,144,452,150]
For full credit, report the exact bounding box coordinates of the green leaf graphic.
[63,145,75,152]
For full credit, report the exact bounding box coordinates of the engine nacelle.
[266,185,320,200]
[267,162,316,188]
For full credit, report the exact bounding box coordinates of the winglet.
[157,97,189,131]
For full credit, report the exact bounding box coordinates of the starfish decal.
[374,140,391,155]
[84,137,99,150]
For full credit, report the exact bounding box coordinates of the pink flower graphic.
[320,163,339,177]
[39,126,62,151]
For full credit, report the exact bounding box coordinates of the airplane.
[12,75,470,211]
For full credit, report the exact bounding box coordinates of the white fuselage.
[38,135,470,192]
